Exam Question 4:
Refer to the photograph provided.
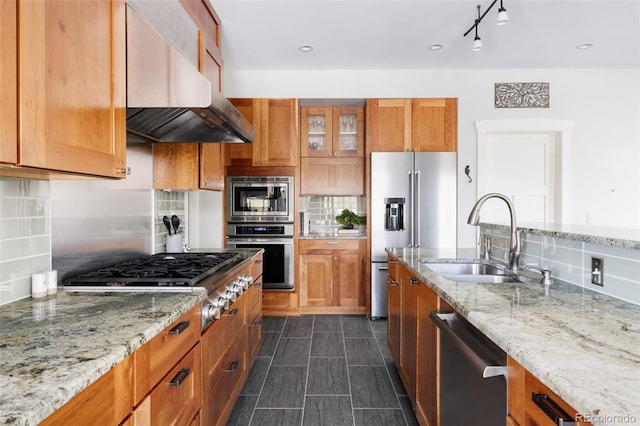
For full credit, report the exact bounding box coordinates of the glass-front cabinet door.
[332,107,364,157]
[301,106,364,157]
[301,107,333,157]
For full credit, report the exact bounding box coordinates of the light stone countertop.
[387,247,640,426]
[0,291,204,425]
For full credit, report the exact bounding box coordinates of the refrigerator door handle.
[409,170,415,247]
[415,170,421,247]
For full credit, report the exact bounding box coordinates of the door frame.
[475,119,573,224]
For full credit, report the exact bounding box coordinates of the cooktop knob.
[214,295,230,311]
[205,304,221,321]
[223,289,237,303]
[238,274,253,289]
[227,282,243,296]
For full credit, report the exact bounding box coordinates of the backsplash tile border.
[480,224,640,305]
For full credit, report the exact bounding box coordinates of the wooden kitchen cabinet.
[299,239,366,314]
[153,143,224,190]
[387,256,401,366]
[415,278,440,426]
[226,98,299,167]
[366,98,457,153]
[41,356,133,426]
[399,264,419,402]
[15,0,126,178]
[300,157,364,195]
[300,107,364,157]
[508,356,592,426]
[0,0,17,165]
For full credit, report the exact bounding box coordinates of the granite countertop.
[387,247,640,426]
[0,291,204,425]
[299,232,367,240]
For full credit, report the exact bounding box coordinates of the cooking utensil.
[171,215,180,234]
[163,215,172,235]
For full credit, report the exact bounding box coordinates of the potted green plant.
[335,209,366,229]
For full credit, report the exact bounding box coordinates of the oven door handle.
[227,238,293,244]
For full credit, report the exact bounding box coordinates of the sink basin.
[441,274,521,283]
[422,262,522,284]
[422,262,505,276]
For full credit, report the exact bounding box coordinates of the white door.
[475,119,573,226]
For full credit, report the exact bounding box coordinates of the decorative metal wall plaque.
[494,82,550,108]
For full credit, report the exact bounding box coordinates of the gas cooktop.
[63,252,244,288]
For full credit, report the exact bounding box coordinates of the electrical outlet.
[591,257,604,286]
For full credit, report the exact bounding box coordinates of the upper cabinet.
[152,0,225,191]
[367,98,457,153]
[0,0,17,165]
[16,0,127,178]
[226,99,299,167]
[300,107,364,157]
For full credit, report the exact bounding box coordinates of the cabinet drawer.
[300,239,365,254]
[202,330,248,426]
[134,305,200,404]
[524,371,591,426]
[133,343,202,426]
[245,282,262,324]
[202,295,247,393]
[251,252,264,280]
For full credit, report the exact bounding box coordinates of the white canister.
[31,273,47,299]
[44,270,58,295]
[166,233,183,253]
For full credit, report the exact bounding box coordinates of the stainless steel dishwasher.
[430,312,507,426]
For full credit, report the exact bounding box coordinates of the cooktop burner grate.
[64,252,244,287]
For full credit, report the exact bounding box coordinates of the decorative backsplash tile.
[154,190,188,254]
[299,195,366,235]
[0,178,52,305]
[480,225,640,305]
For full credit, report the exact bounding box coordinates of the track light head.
[472,35,483,51]
[496,0,509,25]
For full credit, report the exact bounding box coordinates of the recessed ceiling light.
[576,43,594,50]
[428,43,444,51]
[299,45,313,52]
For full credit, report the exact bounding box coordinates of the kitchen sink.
[422,262,506,276]
[422,262,522,284]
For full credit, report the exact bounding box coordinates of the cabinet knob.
[202,181,208,187]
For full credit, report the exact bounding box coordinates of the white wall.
[223,68,640,248]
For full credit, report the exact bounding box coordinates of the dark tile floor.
[226,315,418,426]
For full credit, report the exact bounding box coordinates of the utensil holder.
[166,233,183,253]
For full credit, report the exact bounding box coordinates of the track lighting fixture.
[496,0,509,25]
[463,0,509,50]
[472,7,483,51]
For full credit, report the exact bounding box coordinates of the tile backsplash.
[480,225,640,305]
[0,178,51,304]
[299,195,366,235]
[154,190,188,254]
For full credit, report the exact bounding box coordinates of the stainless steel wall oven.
[226,223,294,290]
[226,176,294,222]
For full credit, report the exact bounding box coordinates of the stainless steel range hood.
[125,6,254,144]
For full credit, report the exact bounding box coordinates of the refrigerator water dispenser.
[384,198,405,231]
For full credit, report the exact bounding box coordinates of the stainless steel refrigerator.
[370,152,457,318]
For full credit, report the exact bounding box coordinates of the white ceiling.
[213,0,640,71]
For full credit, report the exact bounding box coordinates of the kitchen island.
[388,247,640,426]
[0,291,203,425]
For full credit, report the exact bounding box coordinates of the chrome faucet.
[468,193,520,274]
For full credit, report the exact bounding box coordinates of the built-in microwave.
[226,176,294,222]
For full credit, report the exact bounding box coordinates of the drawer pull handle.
[408,277,420,285]
[226,308,239,317]
[531,392,574,425]
[169,321,190,335]
[327,241,338,245]
[387,279,398,287]
[255,282,262,288]
[252,319,262,327]
[169,368,190,387]
[224,361,238,373]
[255,260,263,264]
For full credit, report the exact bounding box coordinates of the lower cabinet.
[398,265,419,402]
[299,239,366,314]
[414,278,439,426]
[507,356,593,426]
[387,257,401,366]
[40,356,133,426]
